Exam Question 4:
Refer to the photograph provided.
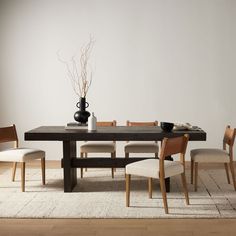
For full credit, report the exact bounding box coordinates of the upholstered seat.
[81,142,115,153]
[124,121,159,159]
[126,159,183,179]
[125,135,189,214]
[0,148,45,162]
[190,149,230,163]
[0,125,45,192]
[190,125,236,191]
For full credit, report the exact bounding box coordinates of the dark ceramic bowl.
[160,122,174,132]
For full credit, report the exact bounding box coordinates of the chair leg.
[126,174,131,207]
[21,162,25,192]
[181,173,190,205]
[12,162,17,181]
[191,158,194,184]
[111,152,114,178]
[224,163,230,184]
[80,152,84,178]
[229,161,236,190]
[194,162,198,192]
[159,176,168,214]
[41,157,45,185]
[124,153,129,177]
[155,153,158,159]
[148,178,152,199]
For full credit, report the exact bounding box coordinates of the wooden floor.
[0,219,236,236]
[1,161,236,236]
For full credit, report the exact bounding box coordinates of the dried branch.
[57,36,95,98]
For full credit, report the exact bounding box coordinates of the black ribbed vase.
[74,97,91,124]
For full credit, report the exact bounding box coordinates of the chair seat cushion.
[0,148,45,162]
[124,142,159,153]
[190,148,230,163]
[126,159,184,178]
[80,142,115,153]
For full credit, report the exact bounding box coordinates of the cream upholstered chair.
[0,125,45,192]
[124,121,159,159]
[190,125,236,191]
[125,135,189,214]
[80,121,116,178]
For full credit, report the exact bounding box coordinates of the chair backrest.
[159,134,189,178]
[160,134,189,160]
[0,124,18,148]
[97,121,116,127]
[223,125,236,148]
[126,121,158,127]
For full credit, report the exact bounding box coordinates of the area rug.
[0,167,236,218]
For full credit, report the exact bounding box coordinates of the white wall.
[0,0,236,160]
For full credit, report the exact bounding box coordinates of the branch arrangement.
[58,37,95,98]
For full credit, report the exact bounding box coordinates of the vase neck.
[80,97,86,111]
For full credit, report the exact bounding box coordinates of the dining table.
[25,126,206,192]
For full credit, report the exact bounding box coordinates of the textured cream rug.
[0,167,236,218]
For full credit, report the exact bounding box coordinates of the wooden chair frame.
[191,125,236,191]
[126,121,158,127]
[126,134,189,214]
[80,120,117,178]
[0,124,45,192]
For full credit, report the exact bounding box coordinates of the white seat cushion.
[125,142,159,153]
[126,159,184,178]
[190,148,230,163]
[80,142,115,153]
[0,148,45,162]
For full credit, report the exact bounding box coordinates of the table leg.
[63,141,77,192]
[165,178,170,193]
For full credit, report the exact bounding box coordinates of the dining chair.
[124,121,159,159]
[125,134,189,214]
[0,124,45,192]
[80,120,116,178]
[190,125,236,191]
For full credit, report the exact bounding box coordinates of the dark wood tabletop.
[25,126,207,141]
